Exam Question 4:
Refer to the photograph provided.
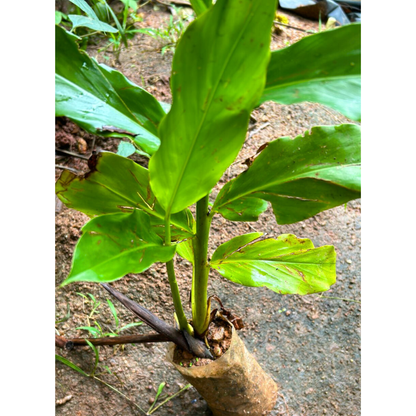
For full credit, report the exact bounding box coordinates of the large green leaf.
[189,0,209,15]
[96,63,166,133]
[211,233,336,295]
[56,152,194,240]
[62,210,176,286]
[68,15,118,32]
[149,0,277,215]
[260,23,361,121]
[69,0,98,18]
[55,25,160,155]
[215,196,268,222]
[213,124,361,225]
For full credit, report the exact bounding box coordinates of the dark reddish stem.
[55,333,169,349]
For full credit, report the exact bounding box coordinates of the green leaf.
[106,299,119,327]
[55,11,63,25]
[93,2,109,22]
[85,339,100,376]
[96,62,166,133]
[120,0,138,11]
[76,326,101,337]
[213,124,361,225]
[62,210,176,286]
[148,382,166,413]
[189,0,209,15]
[149,0,277,215]
[68,15,119,32]
[211,233,336,295]
[176,239,194,264]
[117,141,136,157]
[55,25,160,155]
[260,24,361,121]
[118,322,143,332]
[215,196,268,222]
[56,354,89,377]
[55,152,194,240]
[69,0,98,19]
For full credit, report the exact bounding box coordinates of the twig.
[55,333,170,349]
[248,122,270,139]
[318,294,361,304]
[55,148,90,160]
[154,0,191,7]
[55,165,83,174]
[101,283,213,359]
[138,0,152,9]
[274,21,314,33]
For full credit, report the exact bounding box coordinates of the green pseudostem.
[192,195,213,336]
[164,214,194,335]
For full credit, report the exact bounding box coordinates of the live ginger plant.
[56,0,361,411]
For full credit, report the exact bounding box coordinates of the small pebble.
[212,344,222,357]
[211,327,225,341]
[56,395,73,405]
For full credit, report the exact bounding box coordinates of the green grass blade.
[56,354,89,377]
[85,339,100,377]
[147,382,166,413]
[148,384,191,414]
[107,299,119,327]
[118,322,143,332]
[76,326,101,337]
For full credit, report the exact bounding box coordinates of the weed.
[137,5,195,54]
[56,354,191,414]
[75,292,143,339]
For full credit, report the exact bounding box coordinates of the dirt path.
[55,5,360,415]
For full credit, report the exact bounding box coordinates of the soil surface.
[55,4,361,416]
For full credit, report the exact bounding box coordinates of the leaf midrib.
[84,177,191,234]
[164,1,258,215]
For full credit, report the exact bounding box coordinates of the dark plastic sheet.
[280,0,361,25]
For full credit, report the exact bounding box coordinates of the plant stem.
[191,195,212,336]
[164,215,193,335]
[55,333,170,349]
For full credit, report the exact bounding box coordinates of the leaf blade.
[260,24,361,121]
[62,211,176,286]
[55,25,160,155]
[211,234,336,295]
[68,15,118,33]
[55,152,194,239]
[213,124,361,224]
[149,0,277,214]
[56,354,89,377]
[96,62,166,130]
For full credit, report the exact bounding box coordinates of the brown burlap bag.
[167,325,278,416]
